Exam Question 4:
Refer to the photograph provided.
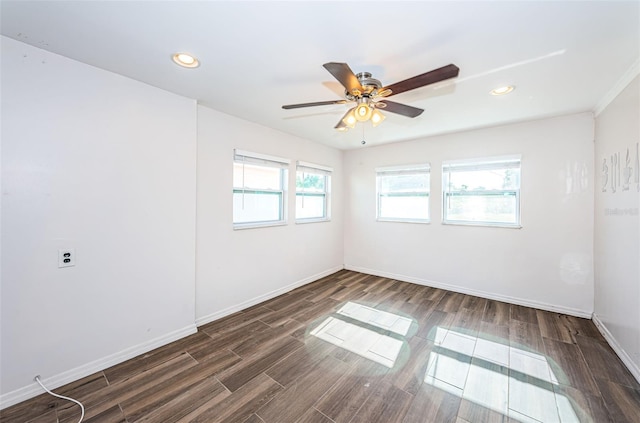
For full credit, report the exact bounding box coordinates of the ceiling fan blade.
[282,100,346,109]
[335,107,355,130]
[382,64,459,97]
[323,62,364,95]
[334,120,348,130]
[376,100,424,118]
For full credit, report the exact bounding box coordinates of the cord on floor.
[34,375,85,423]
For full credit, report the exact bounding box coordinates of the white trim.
[592,313,640,384]
[343,265,593,318]
[195,265,344,327]
[594,58,640,116]
[233,220,288,230]
[0,324,197,410]
[297,160,333,173]
[442,154,521,172]
[295,217,331,224]
[233,149,290,165]
[441,221,522,229]
[376,163,431,173]
[376,217,430,224]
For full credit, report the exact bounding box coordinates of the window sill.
[233,221,287,230]
[442,221,522,229]
[296,218,331,225]
[376,218,430,224]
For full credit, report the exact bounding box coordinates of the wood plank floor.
[3,270,640,423]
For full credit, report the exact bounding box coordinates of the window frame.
[376,163,431,224]
[233,149,289,230]
[295,161,332,224]
[442,155,522,228]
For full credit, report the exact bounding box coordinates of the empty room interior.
[1,1,639,422]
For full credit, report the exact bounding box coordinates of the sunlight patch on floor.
[311,316,404,368]
[425,327,580,423]
[336,302,413,336]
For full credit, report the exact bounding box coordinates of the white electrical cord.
[34,375,85,423]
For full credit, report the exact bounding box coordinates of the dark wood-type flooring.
[3,270,640,423]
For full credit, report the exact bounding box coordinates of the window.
[442,155,521,227]
[376,164,430,223]
[233,149,289,229]
[296,161,332,223]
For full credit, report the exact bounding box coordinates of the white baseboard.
[195,265,344,327]
[2,266,344,410]
[592,313,640,384]
[344,265,593,318]
[0,324,197,410]
[7,265,619,410]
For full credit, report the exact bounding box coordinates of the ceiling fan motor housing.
[346,72,383,100]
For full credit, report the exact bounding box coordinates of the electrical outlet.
[58,249,75,268]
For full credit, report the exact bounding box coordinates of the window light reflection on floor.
[310,302,414,368]
[336,301,414,336]
[310,316,404,368]
[425,327,580,423]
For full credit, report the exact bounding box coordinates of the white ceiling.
[2,1,639,149]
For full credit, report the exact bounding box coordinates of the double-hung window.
[233,149,289,229]
[376,164,431,223]
[442,155,521,227]
[296,161,332,223]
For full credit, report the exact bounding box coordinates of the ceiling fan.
[282,62,460,131]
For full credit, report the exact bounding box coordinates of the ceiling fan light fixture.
[172,52,200,68]
[342,108,357,128]
[371,109,385,127]
[354,101,373,122]
[490,85,514,96]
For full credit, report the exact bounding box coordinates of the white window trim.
[442,155,522,228]
[376,163,431,224]
[295,160,332,223]
[234,149,290,166]
[376,163,431,174]
[441,154,521,171]
[297,160,333,174]
[233,149,289,230]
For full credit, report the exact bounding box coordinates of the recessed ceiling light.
[172,52,199,68]
[490,85,515,96]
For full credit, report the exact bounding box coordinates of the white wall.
[594,74,640,380]
[344,113,595,316]
[0,37,198,406]
[2,31,634,410]
[195,105,344,324]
